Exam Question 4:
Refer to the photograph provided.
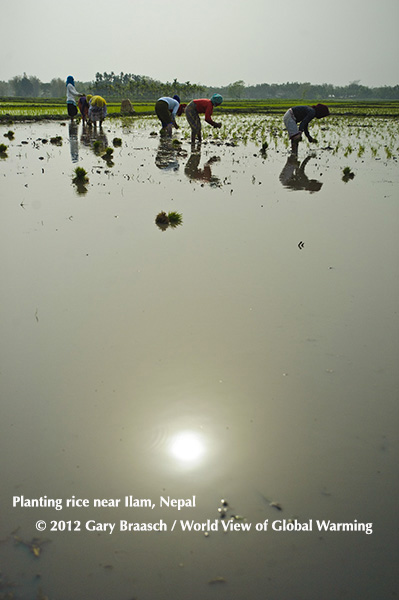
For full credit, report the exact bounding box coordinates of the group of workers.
[66,75,330,153]
[66,76,107,127]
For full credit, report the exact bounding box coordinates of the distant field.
[1,98,399,120]
[0,100,153,119]
[218,99,399,116]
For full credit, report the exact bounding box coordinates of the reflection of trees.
[184,151,221,186]
[279,155,323,193]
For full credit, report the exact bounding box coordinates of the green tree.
[227,80,245,99]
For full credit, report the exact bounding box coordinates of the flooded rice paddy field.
[1,114,398,599]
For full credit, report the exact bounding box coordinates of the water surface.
[1,116,398,599]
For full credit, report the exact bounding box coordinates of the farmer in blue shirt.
[155,95,185,136]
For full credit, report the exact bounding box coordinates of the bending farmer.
[155,95,185,136]
[283,104,330,153]
[185,94,223,146]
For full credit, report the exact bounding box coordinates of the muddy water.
[0,116,398,599]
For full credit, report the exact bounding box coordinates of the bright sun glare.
[169,431,205,463]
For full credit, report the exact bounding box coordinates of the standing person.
[78,95,90,125]
[87,95,107,127]
[155,95,185,136]
[185,94,223,146]
[66,76,83,122]
[283,104,330,153]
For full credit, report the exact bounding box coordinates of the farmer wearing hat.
[283,104,330,154]
[185,94,223,146]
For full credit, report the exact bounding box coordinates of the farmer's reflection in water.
[279,155,323,193]
[184,151,221,185]
[155,137,180,171]
[68,123,79,163]
[80,125,108,155]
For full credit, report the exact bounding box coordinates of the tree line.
[1,72,398,100]
[209,79,399,100]
[0,72,207,100]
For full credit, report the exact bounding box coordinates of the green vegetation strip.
[1,99,399,121]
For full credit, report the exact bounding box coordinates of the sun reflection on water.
[169,431,206,466]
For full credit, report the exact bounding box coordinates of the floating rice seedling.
[72,167,89,194]
[155,210,183,231]
[72,167,89,184]
[50,135,62,146]
[167,211,183,227]
[93,140,103,153]
[155,211,170,231]
[342,166,355,182]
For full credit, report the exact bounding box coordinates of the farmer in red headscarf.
[283,104,330,153]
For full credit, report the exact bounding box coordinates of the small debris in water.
[208,576,226,585]
[260,493,283,511]
[269,502,282,511]
[13,534,51,557]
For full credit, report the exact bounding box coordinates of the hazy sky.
[2,0,398,87]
